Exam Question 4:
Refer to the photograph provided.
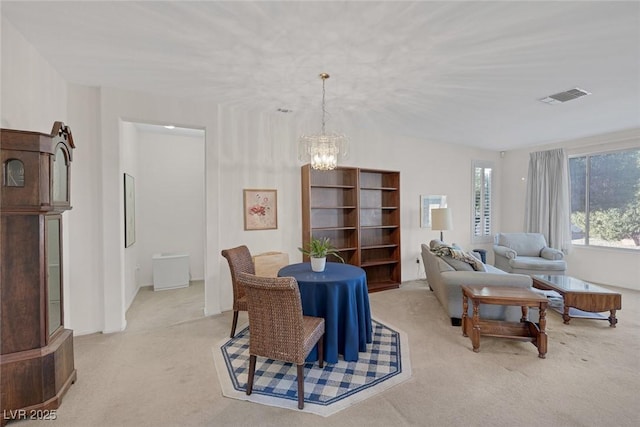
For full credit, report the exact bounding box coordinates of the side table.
[461,285,549,358]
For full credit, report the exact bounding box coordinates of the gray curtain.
[524,148,572,252]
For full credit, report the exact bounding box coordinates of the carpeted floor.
[213,319,411,416]
[15,279,640,427]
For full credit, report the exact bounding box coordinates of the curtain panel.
[524,148,572,252]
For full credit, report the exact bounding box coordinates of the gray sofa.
[421,240,533,325]
[493,232,566,275]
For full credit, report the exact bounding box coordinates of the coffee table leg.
[520,306,528,323]
[609,310,618,328]
[538,304,547,359]
[472,301,480,352]
[562,305,571,324]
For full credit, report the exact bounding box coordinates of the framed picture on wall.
[243,189,277,230]
[124,173,136,247]
[420,194,447,228]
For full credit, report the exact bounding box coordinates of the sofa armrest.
[541,247,564,260]
[493,245,517,260]
[440,271,532,288]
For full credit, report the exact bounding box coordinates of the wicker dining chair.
[221,245,255,338]
[237,272,325,410]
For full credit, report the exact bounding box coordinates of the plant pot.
[310,256,326,272]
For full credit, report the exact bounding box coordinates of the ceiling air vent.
[539,88,591,105]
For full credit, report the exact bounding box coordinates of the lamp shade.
[431,208,453,232]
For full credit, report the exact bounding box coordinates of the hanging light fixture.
[298,73,348,170]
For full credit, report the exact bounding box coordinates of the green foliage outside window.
[570,149,640,249]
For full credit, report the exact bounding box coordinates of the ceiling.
[2,1,639,151]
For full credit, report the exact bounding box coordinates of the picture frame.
[420,194,447,228]
[124,173,136,247]
[244,189,277,230]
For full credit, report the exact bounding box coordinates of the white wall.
[0,17,67,130]
[1,19,108,334]
[66,84,104,334]
[501,129,640,290]
[121,121,139,310]
[215,106,305,310]
[135,128,205,286]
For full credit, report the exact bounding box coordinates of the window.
[569,148,640,250]
[472,161,493,243]
[4,159,25,187]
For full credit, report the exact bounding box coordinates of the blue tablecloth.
[278,262,373,363]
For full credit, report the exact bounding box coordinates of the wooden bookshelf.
[301,165,401,292]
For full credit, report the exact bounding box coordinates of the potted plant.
[298,237,345,272]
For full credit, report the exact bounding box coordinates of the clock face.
[5,159,25,187]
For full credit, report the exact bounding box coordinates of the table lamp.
[431,208,453,241]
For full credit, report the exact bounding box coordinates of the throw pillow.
[431,243,487,272]
[441,256,475,271]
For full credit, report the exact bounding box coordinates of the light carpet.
[212,318,411,417]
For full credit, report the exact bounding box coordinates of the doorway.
[122,121,206,318]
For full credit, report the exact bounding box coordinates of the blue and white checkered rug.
[212,319,411,416]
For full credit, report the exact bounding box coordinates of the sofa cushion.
[496,232,546,257]
[509,256,566,271]
[441,256,475,271]
[436,257,455,273]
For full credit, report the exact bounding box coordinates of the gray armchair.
[493,232,566,275]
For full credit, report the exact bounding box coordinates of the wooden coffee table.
[532,275,622,327]
[461,285,548,358]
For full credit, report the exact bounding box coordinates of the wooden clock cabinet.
[1,122,76,425]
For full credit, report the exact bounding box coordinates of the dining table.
[277,262,372,364]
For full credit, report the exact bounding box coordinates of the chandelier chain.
[321,77,326,134]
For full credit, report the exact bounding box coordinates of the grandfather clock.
[1,122,77,424]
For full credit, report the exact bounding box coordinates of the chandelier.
[298,73,348,170]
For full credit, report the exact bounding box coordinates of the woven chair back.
[221,246,255,310]
[238,272,306,364]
